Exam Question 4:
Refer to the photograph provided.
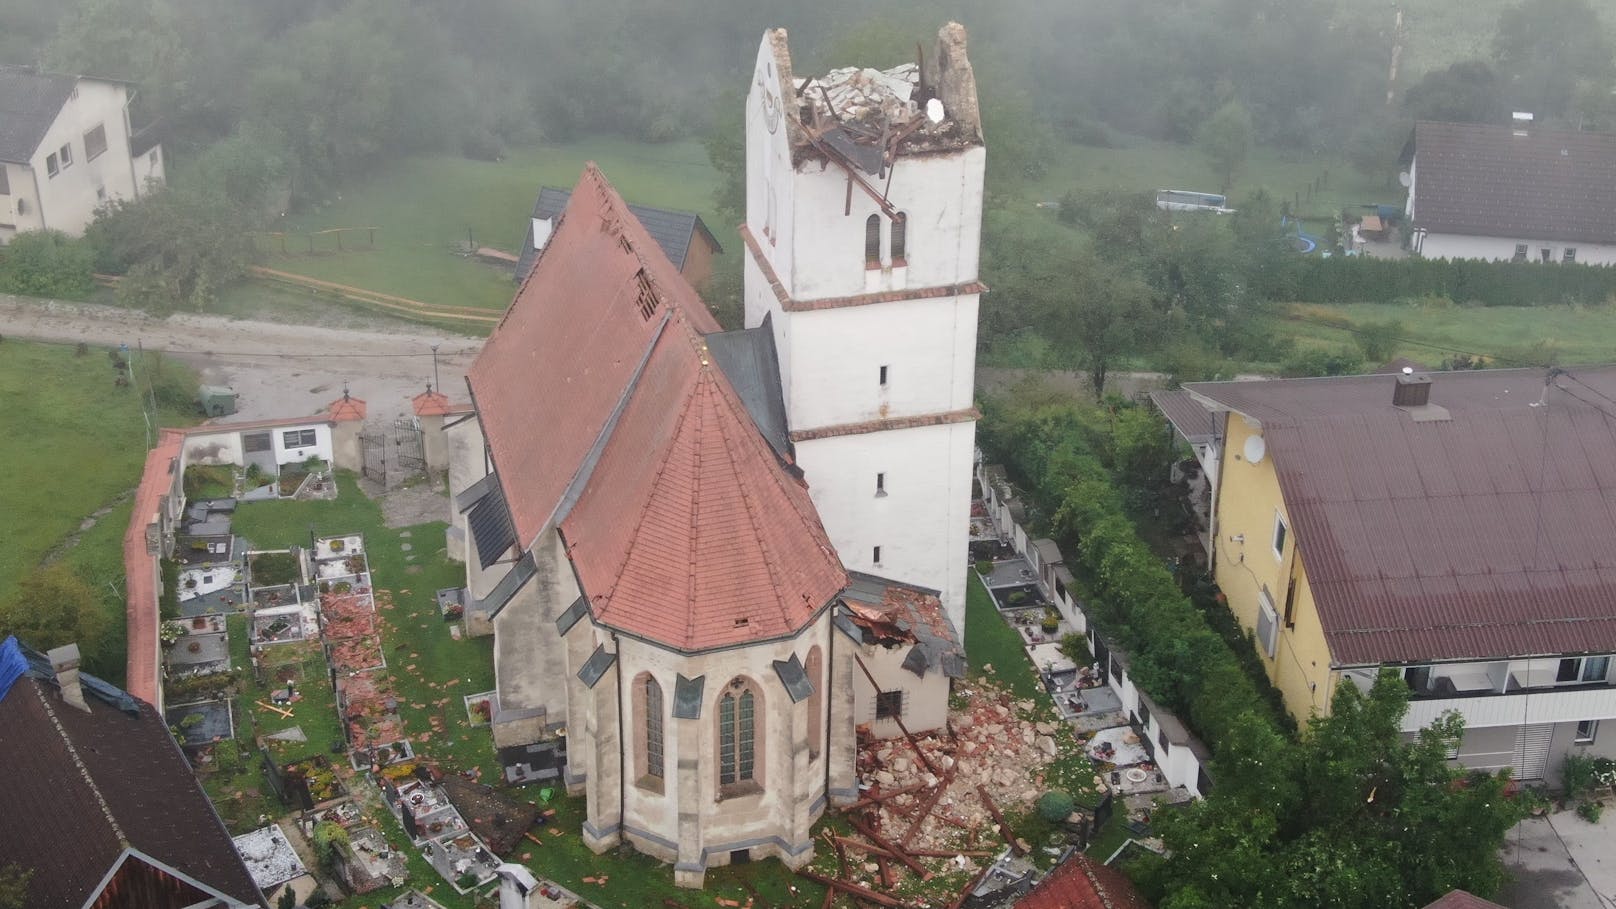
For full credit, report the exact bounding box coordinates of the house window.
[1575,719,1599,743]
[717,678,759,789]
[1558,656,1611,684]
[58,143,72,170]
[1404,665,1433,693]
[864,214,881,267]
[1137,701,1152,730]
[806,646,823,760]
[872,545,882,565]
[1564,248,1577,264]
[890,212,907,263]
[1513,244,1528,262]
[1256,588,1279,659]
[149,148,160,167]
[879,365,889,387]
[875,689,903,719]
[282,429,317,448]
[875,472,886,496]
[46,153,59,178]
[1540,248,1552,263]
[1282,577,1297,629]
[1272,513,1288,560]
[639,674,664,783]
[83,125,107,161]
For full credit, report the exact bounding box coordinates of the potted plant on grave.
[329,539,346,553]
[1041,609,1061,635]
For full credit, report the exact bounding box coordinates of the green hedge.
[980,397,1287,750]
[1292,255,1616,307]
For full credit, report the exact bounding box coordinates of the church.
[444,23,985,886]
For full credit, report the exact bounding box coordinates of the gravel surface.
[0,294,483,423]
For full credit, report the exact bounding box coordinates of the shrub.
[1577,800,1603,823]
[1041,609,1061,634]
[1563,753,1600,798]
[1291,255,1616,309]
[975,559,995,575]
[1060,632,1092,665]
[1008,591,1027,606]
[1037,790,1076,824]
[0,230,95,299]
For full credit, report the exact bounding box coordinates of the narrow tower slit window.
[864,214,881,268]
[875,472,886,496]
[890,212,907,263]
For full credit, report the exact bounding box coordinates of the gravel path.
[0,294,484,423]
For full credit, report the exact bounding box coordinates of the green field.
[1281,301,1616,367]
[255,138,723,312]
[0,340,197,678]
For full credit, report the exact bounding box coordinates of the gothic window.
[890,212,907,263]
[864,214,881,267]
[718,677,761,791]
[806,646,823,760]
[634,673,665,789]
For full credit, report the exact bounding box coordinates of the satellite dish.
[1243,435,1267,464]
[925,98,945,124]
[1398,171,1412,188]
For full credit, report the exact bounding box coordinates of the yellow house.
[1156,368,1616,785]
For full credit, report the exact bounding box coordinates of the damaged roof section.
[771,22,982,174]
[842,572,965,679]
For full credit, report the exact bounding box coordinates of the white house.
[742,24,985,634]
[1404,120,1616,264]
[0,64,165,244]
[443,24,982,888]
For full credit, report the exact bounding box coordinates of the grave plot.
[281,755,348,807]
[166,699,235,747]
[338,672,405,752]
[165,613,233,679]
[232,823,309,894]
[252,604,313,645]
[320,591,380,641]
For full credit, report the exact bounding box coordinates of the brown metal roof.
[1186,366,1616,665]
[1411,120,1616,245]
[1149,390,1218,443]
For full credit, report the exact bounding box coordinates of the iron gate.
[359,428,386,482]
[393,417,426,475]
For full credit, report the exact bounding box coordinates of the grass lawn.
[0,340,197,680]
[1279,301,1616,366]
[253,137,722,313]
[965,570,1045,703]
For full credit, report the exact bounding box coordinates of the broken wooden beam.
[839,782,926,813]
[876,856,896,890]
[255,700,294,718]
[846,816,931,880]
[832,836,895,859]
[901,766,956,847]
[852,656,940,776]
[908,848,996,858]
[976,785,1023,855]
[795,870,906,909]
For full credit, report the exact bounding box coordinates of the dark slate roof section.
[577,645,616,689]
[515,185,720,280]
[468,483,517,569]
[706,317,791,459]
[673,673,706,719]
[555,595,590,635]
[477,551,537,620]
[0,640,264,908]
[0,65,76,163]
[772,653,813,703]
[1411,120,1616,244]
[901,645,930,677]
[1150,389,1217,444]
[1185,366,1616,664]
[455,472,498,513]
[843,572,966,680]
[832,609,862,642]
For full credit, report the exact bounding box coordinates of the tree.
[0,565,108,657]
[0,230,94,300]
[1037,250,1158,398]
[1197,100,1254,193]
[1493,0,1615,121]
[0,865,31,909]
[1139,673,1524,908]
[1403,61,1506,124]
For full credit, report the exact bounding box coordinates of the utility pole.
[431,344,441,393]
[123,342,151,450]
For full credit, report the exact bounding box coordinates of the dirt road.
[0,295,484,423]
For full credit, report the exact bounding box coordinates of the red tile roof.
[1424,892,1508,909]
[412,388,455,417]
[470,165,846,651]
[124,428,183,707]
[1016,854,1151,909]
[327,393,367,422]
[1186,366,1616,664]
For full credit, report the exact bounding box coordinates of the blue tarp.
[0,635,28,702]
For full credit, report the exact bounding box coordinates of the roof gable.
[1187,367,1616,663]
[517,185,718,279]
[1412,120,1616,244]
[0,65,77,163]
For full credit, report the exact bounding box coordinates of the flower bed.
[283,755,347,805]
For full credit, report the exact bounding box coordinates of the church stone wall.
[442,415,486,564]
[490,529,580,747]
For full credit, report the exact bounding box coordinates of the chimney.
[47,643,89,712]
[1393,367,1431,408]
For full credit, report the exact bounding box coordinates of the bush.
[1292,255,1616,309]
[1041,609,1061,634]
[976,559,995,575]
[1037,790,1076,824]
[1563,753,1600,798]
[1280,346,1363,378]
[0,230,95,299]
[1060,632,1092,665]
[1577,800,1603,823]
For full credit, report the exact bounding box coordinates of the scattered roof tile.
[1424,891,1509,909]
[1411,120,1616,244]
[1015,854,1150,909]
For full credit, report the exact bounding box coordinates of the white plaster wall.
[795,422,975,633]
[785,147,985,301]
[270,424,334,466]
[0,161,44,239]
[744,37,799,298]
[850,642,950,735]
[28,79,148,237]
[1416,232,1616,265]
[491,528,581,745]
[607,612,834,871]
[444,415,488,564]
[779,292,979,431]
[132,143,164,188]
[531,217,555,255]
[181,429,245,466]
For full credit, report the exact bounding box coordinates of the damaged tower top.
[767,23,983,174]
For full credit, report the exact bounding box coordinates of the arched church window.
[634,673,664,787]
[718,677,762,790]
[864,214,881,267]
[891,212,907,263]
[806,646,823,760]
